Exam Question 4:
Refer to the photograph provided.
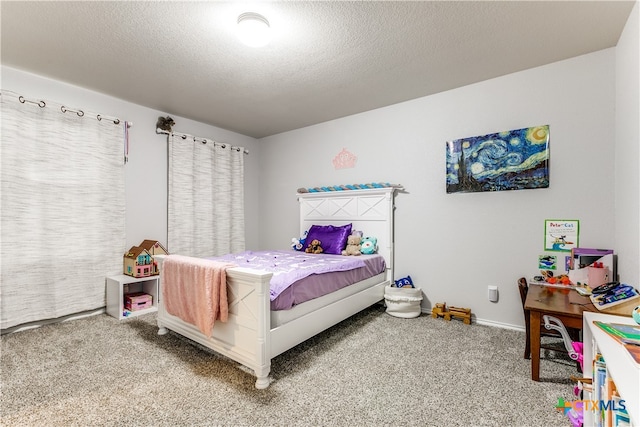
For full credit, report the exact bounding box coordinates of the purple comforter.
[271,255,386,310]
[207,250,366,301]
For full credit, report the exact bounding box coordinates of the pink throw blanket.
[162,255,237,336]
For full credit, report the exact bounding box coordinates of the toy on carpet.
[543,315,584,371]
[360,236,377,255]
[431,302,472,325]
[432,303,447,319]
[305,239,324,254]
[291,230,308,251]
[297,182,402,193]
[341,233,362,256]
[393,275,414,288]
[544,314,586,427]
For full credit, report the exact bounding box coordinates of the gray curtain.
[167,133,245,257]
[0,90,126,330]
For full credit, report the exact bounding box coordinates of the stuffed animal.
[291,238,302,251]
[291,231,308,251]
[360,236,377,255]
[305,239,324,254]
[156,116,175,132]
[341,234,362,256]
[394,275,414,288]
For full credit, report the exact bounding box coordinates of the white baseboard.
[474,317,524,332]
[420,308,524,332]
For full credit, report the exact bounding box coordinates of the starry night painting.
[446,125,549,194]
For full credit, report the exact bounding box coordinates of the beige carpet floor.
[1,305,577,426]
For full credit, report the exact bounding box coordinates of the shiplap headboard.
[298,187,398,278]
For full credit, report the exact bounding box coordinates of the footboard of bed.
[154,255,389,389]
[155,255,274,389]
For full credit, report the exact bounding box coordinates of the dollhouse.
[123,240,169,277]
[123,246,153,278]
[139,240,169,257]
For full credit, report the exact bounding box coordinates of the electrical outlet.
[488,285,499,302]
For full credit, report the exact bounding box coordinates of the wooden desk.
[524,284,597,381]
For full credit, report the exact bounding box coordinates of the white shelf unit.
[106,274,159,320]
[582,311,639,427]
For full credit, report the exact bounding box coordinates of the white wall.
[4,9,638,329]
[259,49,619,329]
[1,66,262,251]
[615,1,640,287]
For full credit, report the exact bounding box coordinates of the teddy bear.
[341,234,362,256]
[360,236,377,255]
[305,239,324,254]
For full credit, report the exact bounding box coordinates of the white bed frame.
[156,187,398,389]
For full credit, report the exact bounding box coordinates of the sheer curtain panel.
[0,91,125,330]
[168,133,245,258]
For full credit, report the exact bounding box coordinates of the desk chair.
[518,277,581,360]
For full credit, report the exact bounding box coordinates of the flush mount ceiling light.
[237,12,271,47]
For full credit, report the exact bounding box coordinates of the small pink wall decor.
[333,148,357,169]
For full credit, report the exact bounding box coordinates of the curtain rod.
[158,129,249,155]
[0,90,131,127]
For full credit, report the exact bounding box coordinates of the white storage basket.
[384,285,423,318]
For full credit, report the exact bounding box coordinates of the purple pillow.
[303,224,352,255]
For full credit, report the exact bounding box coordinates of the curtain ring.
[181,135,187,139]
[61,106,84,117]
[97,115,121,125]
[221,144,226,149]
[18,96,45,108]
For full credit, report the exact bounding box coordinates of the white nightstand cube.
[106,274,159,320]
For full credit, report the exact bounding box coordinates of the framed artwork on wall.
[538,255,557,270]
[544,219,579,252]
[446,125,550,194]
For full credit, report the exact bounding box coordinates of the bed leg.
[254,363,271,389]
[158,326,168,335]
[255,375,270,389]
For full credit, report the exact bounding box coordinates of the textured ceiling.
[1,1,635,138]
